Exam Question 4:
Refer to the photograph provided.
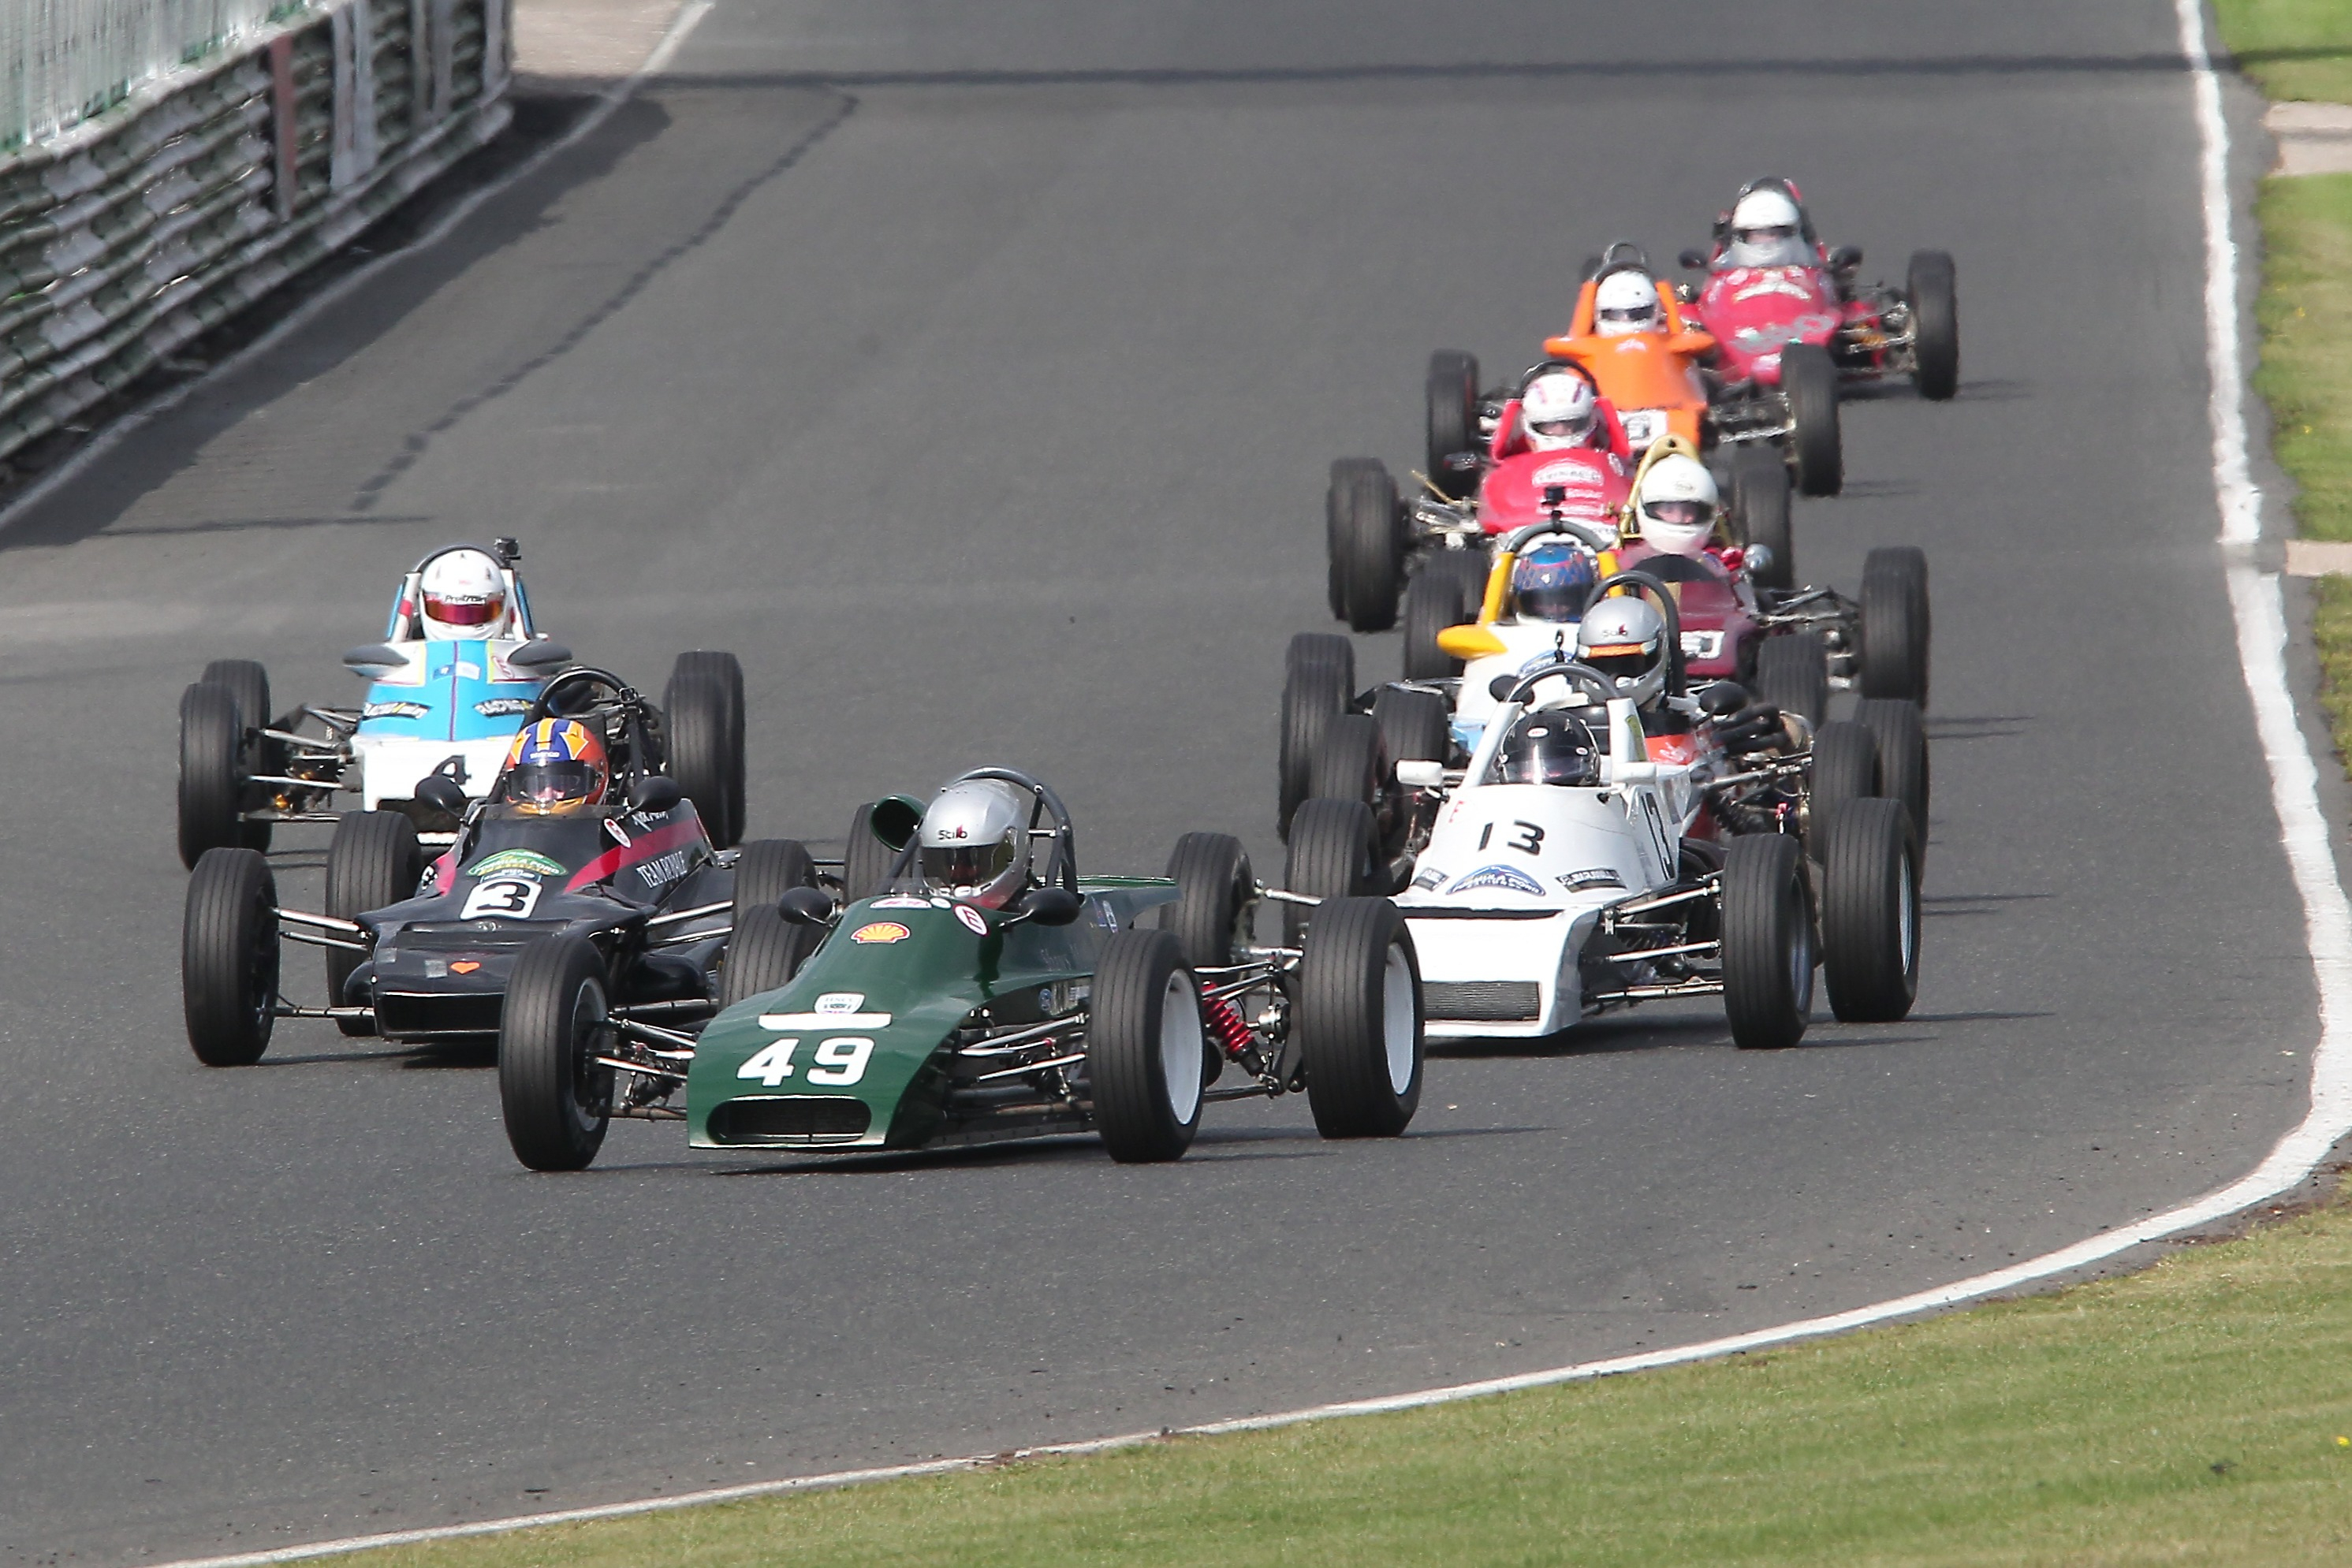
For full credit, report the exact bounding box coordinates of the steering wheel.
[522,666,636,725]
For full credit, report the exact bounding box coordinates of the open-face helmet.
[1593,269,1663,336]
[1727,184,1810,269]
[917,778,1034,909]
[502,718,608,814]
[1519,369,1598,450]
[1634,453,1720,557]
[1512,543,1597,623]
[1576,594,1670,707]
[418,548,510,639]
[1497,710,1603,787]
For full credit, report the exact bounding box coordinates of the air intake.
[1422,981,1541,1022]
[707,1097,873,1145]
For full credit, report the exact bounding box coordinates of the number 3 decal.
[460,877,542,919]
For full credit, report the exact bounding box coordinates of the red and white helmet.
[1634,453,1720,556]
[1520,371,1599,451]
[1593,270,1663,336]
[1728,185,1809,269]
[417,548,510,639]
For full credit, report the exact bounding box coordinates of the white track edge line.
[139,6,2352,1566]
[0,0,717,538]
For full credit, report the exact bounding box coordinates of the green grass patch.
[338,1186,2352,1568]
[2215,0,2352,102]
[2255,173,2352,546]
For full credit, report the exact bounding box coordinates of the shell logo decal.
[850,921,911,945]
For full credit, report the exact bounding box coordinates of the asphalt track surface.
[0,2,2325,1560]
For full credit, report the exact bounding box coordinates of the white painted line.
[0,0,718,537]
[133,6,2352,1567]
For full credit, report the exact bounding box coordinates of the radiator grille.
[707,1097,873,1145]
[1422,981,1542,1021]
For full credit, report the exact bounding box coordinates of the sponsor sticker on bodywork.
[363,701,431,721]
[851,921,910,944]
[1446,864,1545,897]
[1560,866,1625,892]
[871,896,929,909]
[1411,866,1448,892]
[954,905,989,936]
[474,698,535,717]
[469,849,566,880]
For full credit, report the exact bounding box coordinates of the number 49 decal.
[737,1036,875,1088]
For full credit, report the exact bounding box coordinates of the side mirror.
[342,644,405,680]
[1024,887,1083,927]
[1828,244,1862,270]
[416,774,468,818]
[506,640,572,670]
[1677,248,1708,271]
[1489,673,1519,701]
[1697,681,1748,717]
[1741,543,1774,579]
[777,886,836,926]
[629,775,684,814]
[1396,759,1444,789]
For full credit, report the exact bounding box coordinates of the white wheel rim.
[1158,973,1203,1125]
[1898,853,1918,973]
[1381,943,1416,1095]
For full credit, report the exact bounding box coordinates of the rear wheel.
[1280,633,1355,838]
[1166,832,1251,971]
[323,810,420,1034]
[844,801,911,899]
[1820,797,1921,1022]
[1809,720,1879,844]
[1754,631,1829,726]
[1090,929,1203,1163]
[1309,713,1385,813]
[664,652,747,847]
[1334,461,1403,631]
[1854,698,1929,852]
[1297,896,1422,1138]
[1426,349,1482,499]
[1326,458,1382,620]
[721,905,813,1009]
[183,847,281,1066]
[1730,445,1795,590]
[1282,797,1379,944]
[1907,250,1959,401]
[1374,686,1449,768]
[177,681,247,870]
[1720,832,1813,1049]
[498,935,614,1171]
[1858,546,1931,705]
[1401,552,1487,679]
[201,659,278,849]
[1782,343,1843,497]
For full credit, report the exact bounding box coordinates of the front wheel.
[498,935,615,1171]
[664,651,747,847]
[1720,832,1813,1049]
[1333,460,1403,631]
[1279,633,1355,839]
[1859,546,1930,705]
[177,682,247,870]
[1782,343,1843,497]
[1907,250,1959,400]
[183,847,280,1066]
[1820,797,1921,1022]
[1297,896,1422,1138]
[721,905,818,1009]
[1090,929,1204,1163]
[202,658,278,850]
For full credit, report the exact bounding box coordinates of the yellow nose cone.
[1437,624,1508,660]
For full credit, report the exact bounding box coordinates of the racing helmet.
[1634,453,1720,557]
[1519,370,1598,451]
[1576,595,1671,707]
[502,718,608,815]
[1512,543,1598,623]
[917,779,1034,909]
[1593,269,1663,336]
[1727,185,1810,269]
[1497,710,1603,787]
[418,548,510,639]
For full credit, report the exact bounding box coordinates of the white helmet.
[1634,453,1720,557]
[917,778,1033,909]
[417,548,510,639]
[1593,270,1662,336]
[1520,371,1598,450]
[1576,595,1670,708]
[1727,185,1809,269]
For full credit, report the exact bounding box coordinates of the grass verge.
[337,1185,2352,1568]
[2218,0,2352,102]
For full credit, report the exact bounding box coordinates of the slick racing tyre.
[1782,343,1843,497]
[1297,896,1423,1138]
[1090,928,1204,1163]
[201,658,279,850]
[1401,552,1488,680]
[1819,797,1921,1022]
[1854,698,1930,856]
[1312,710,1418,869]
[1281,796,1379,944]
[499,934,615,1171]
[729,839,823,999]
[1325,458,1383,620]
[183,847,280,1067]
[1333,460,1403,631]
[1374,686,1450,768]
[1280,633,1355,839]
[1166,832,1252,971]
[1809,720,1879,844]
[1426,349,1482,500]
[1907,250,1960,401]
[664,651,747,848]
[844,798,921,899]
[177,680,248,870]
[1720,832,1813,1050]
[1753,631,1829,726]
[1729,445,1795,590]
[1858,546,1930,705]
[721,905,811,1009]
[324,810,422,1035]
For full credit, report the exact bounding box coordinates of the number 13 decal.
[1476,820,1546,856]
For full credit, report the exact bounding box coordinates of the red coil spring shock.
[1201,988,1254,1059]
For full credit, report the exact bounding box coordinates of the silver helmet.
[917,778,1034,908]
[1575,595,1670,708]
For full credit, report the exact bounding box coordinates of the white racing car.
[1281,656,1921,1050]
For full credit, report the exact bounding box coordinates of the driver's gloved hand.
[1708,701,1787,758]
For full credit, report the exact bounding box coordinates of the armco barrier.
[0,0,513,465]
